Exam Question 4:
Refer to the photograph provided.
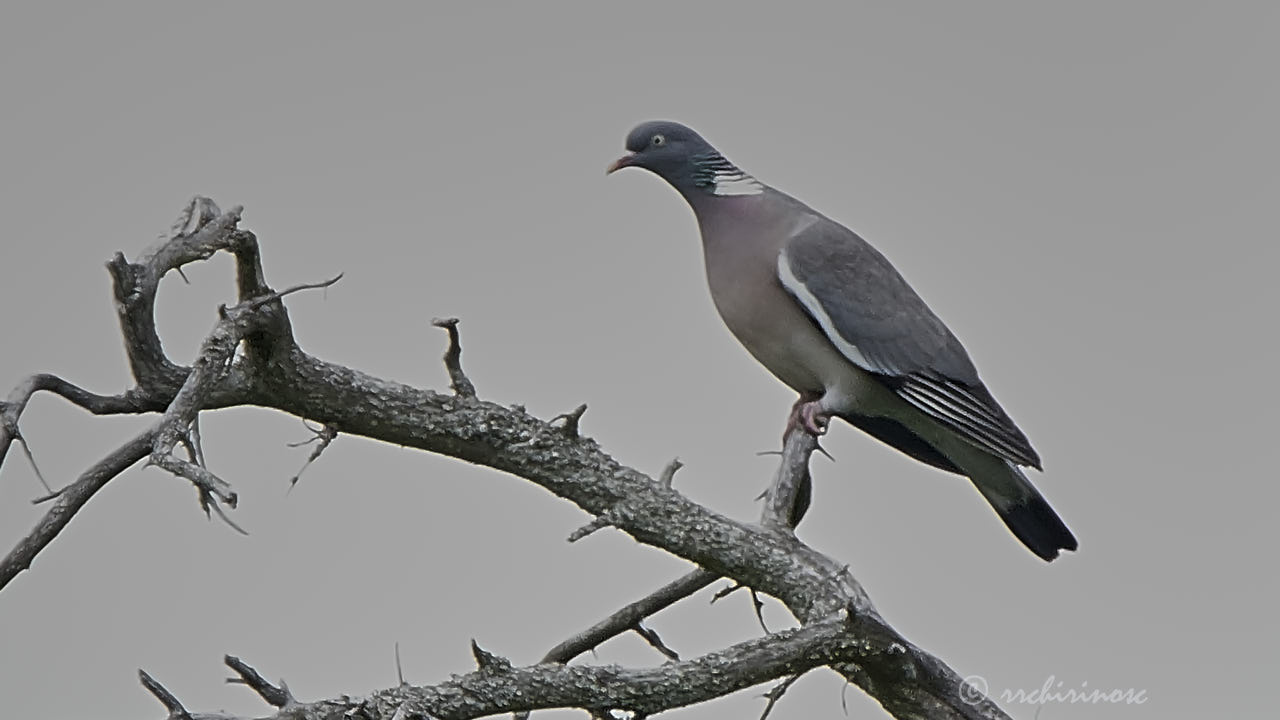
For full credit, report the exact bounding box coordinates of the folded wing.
[777,215,1041,469]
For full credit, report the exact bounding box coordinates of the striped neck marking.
[693,153,764,196]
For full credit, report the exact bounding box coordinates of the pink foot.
[799,400,829,435]
[786,394,829,437]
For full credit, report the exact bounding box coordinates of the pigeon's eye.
[651,134,666,147]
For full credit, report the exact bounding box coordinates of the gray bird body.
[696,195,860,401]
[610,121,1077,561]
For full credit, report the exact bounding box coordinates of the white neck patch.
[712,170,764,196]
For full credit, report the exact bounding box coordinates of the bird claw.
[787,396,830,437]
[800,402,829,435]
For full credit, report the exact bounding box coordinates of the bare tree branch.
[761,428,815,531]
[0,373,160,471]
[225,655,295,709]
[538,569,718,666]
[150,616,910,720]
[1,198,1013,719]
[139,669,194,720]
[535,433,814,672]
[0,429,155,591]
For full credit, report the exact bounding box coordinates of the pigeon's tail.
[971,463,1077,562]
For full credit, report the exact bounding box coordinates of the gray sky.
[1,3,1276,719]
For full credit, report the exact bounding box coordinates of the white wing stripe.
[779,246,1037,466]
[777,249,889,374]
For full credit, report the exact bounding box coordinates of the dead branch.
[138,670,194,720]
[0,429,155,590]
[0,374,159,471]
[0,198,1011,720]
[145,616,914,720]
[534,434,814,674]
[432,317,477,397]
[287,422,339,489]
[537,569,718,666]
[225,655,295,709]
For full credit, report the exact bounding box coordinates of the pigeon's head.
[609,121,762,199]
[607,121,716,181]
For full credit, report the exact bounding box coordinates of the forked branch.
[0,198,1009,720]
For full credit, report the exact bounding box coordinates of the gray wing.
[777,214,1042,469]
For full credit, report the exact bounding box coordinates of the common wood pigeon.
[608,121,1077,561]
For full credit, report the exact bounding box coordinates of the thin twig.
[471,640,513,673]
[395,642,406,687]
[431,317,476,397]
[711,581,744,604]
[657,457,683,487]
[567,509,619,542]
[206,495,249,536]
[759,672,806,720]
[225,655,293,708]
[287,422,338,490]
[246,273,344,311]
[15,434,51,494]
[749,588,770,634]
[633,622,679,661]
[0,429,155,592]
[538,569,716,667]
[138,669,193,719]
[190,414,206,468]
[30,487,65,505]
[150,453,238,508]
[550,403,588,438]
[709,582,771,634]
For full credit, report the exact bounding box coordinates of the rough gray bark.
[0,198,1010,720]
